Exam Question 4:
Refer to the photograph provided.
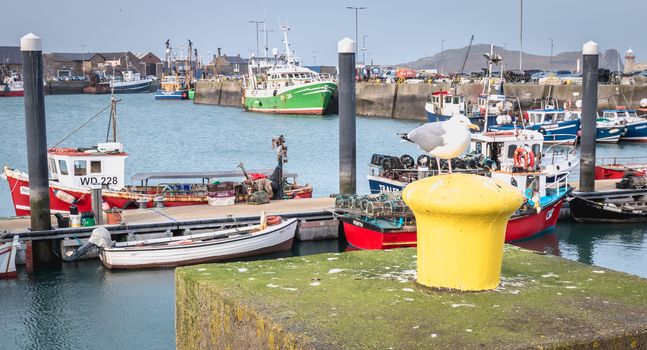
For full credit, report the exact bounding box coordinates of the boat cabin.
[470,130,543,171]
[47,142,127,190]
[428,91,465,117]
[602,109,641,122]
[525,109,574,125]
[475,94,512,116]
[160,75,186,92]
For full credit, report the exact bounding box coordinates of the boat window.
[90,161,102,174]
[49,158,58,174]
[58,159,69,175]
[74,160,87,176]
[453,97,460,104]
[544,113,553,122]
[445,96,452,104]
[532,144,541,157]
[474,142,482,154]
[507,145,517,159]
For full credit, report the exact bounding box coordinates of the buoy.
[54,189,78,204]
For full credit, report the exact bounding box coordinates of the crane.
[459,35,475,75]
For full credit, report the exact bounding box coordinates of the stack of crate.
[207,182,236,206]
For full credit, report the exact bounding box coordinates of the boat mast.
[165,39,172,71]
[188,39,193,83]
[281,25,293,66]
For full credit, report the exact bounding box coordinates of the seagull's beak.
[469,123,480,131]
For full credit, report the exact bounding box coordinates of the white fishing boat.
[0,236,20,279]
[91,217,297,269]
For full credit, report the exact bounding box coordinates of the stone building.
[135,52,161,77]
[624,48,647,74]
[43,52,104,78]
[0,46,22,80]
[209,49,249,76]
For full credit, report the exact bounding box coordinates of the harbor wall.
[194,81,242,107]
[194,80,647,121]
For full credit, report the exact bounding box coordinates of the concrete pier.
[194,80,647,120]
[176,246,647,349]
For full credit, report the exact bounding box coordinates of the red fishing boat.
[0,72,24,97]
[595,156,647,180]
[2,99,311,216]
[338,171,571,249]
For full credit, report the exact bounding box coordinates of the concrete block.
[296,219,339,241]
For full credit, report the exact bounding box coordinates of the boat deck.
[0,197,335,238]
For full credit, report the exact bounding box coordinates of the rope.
[49,103,112,149]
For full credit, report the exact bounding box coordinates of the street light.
[346,6,367,44]
[441,39,446,75]
[248,20,264,57]
[259,25,275,59]
[80,44,87,77]
[362,35,368,65]
[519,0,523,71]
[312,51,318,65]
[549,38,554,71]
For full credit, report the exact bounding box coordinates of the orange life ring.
[563,100,572,109]
[513,147,535,169]
[266,215,282,226]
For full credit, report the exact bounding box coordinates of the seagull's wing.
[406,122,447,152]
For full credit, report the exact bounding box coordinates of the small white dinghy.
[94,217,298,269]
[0,236,20,279]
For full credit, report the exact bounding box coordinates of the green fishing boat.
[243,26,337,115]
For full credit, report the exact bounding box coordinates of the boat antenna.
[106,93,119,143]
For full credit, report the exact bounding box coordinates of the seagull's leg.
[436,157,442,175]
[448,159,453,174]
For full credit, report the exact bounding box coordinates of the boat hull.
[569,196,647,223]
[595,126,624,143]
[111,80,152,93]
[341,218,416,250]
[0,90,24,97]
[0,237,19,279]
[505,198,564,241]
[342,194,566,249]
[490,120,580,143]
[620,120,647,142]
[595,165,646,180]
[243,82,336,115]
[155,90,189,100]
[100,219,297,269]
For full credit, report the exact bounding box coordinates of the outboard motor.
[62,227,114,262]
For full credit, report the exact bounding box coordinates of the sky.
[2,0,646,66]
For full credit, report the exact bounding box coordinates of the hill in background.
[397,44,623,74]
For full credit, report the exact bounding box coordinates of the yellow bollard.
[402,173,524,291]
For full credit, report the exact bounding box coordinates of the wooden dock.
[0,197,336,239]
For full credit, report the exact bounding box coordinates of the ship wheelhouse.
[47,142,128,191]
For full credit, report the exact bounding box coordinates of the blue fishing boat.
[601,109,647,142]
[489,108,580,143]
[155,39,191,101]
[564,110,625,143]
[154,75,189,100]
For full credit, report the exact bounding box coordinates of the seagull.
[399,115,479,174]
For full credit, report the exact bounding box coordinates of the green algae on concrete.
[176,246,647,350]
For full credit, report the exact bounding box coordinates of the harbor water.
[1,93,646,349]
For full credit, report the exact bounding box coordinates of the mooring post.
[579,41,599,193]
[91,185,103,226]
[338,37,356,195]
[21,33,51,231]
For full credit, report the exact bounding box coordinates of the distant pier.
[194,80,647,121]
